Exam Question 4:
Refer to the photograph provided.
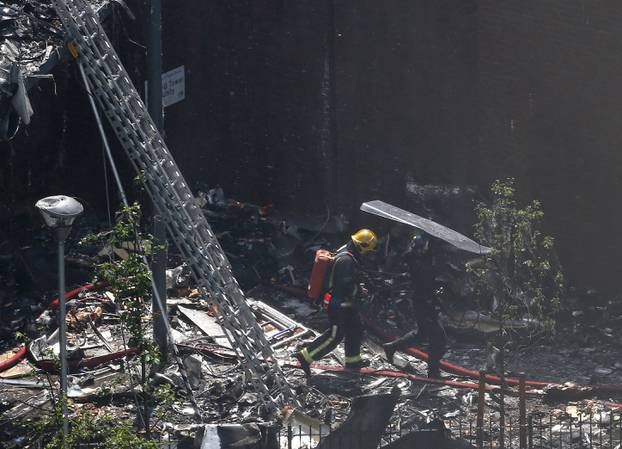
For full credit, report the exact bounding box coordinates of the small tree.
[93,202,155,350]
[9,202,174,448]
[469,179,564,337]
[80,202,167,438]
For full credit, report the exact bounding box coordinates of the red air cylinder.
[307,249,334,299]
[322,292,332,311]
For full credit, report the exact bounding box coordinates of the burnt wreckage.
[1,1,622,449]
[0,0,119,140]
[3,186,622,447]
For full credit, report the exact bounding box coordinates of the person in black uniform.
[295,229,378,377]
[382,232,447,378]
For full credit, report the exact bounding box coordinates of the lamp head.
[35,195,84,229]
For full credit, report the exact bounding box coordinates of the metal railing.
[28,410,622,449]
[445,410,622,449]
[273,411,622,449]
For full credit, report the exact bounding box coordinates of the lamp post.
[35,195,84,445]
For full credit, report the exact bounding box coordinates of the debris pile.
[0,0,111,139]
[1,187,622,448]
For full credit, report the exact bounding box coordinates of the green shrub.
[469,179,564,336]
[31,404,159,449]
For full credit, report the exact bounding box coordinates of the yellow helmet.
[351,229,378,254]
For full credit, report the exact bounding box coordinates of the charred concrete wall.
[0,9,143,239]
[478,0,622,291]
[161,0,622,290]
[161,0,479,218]
[4,1,622,292]
[161,1,329,211]
[333,1,479,219]
[0,68,103,230]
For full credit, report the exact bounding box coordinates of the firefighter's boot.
[345,358,370,369]
[294,352,312,378]
[383,341,398,364]
[427,362,441,379]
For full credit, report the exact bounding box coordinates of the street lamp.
[35,195,84,444]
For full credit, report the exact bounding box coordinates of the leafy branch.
[469,179,564,338]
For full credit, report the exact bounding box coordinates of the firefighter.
[295,229,378,377]
[382,232,447,378]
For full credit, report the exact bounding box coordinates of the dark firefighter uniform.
[383,234,447,378]
[295,229,378,376]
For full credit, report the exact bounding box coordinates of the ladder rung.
[54,0,297,412]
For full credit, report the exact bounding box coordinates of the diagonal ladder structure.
[51,0,297,412]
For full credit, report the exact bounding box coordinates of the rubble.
[1,188,622,448]
[443,309,539,334]
[196,423,278,449]
[316,387,400,449]
[177,305,233,349]
[0,1,619,447]
[0,0,114,139]
[383,428,474,449]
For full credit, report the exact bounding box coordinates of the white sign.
[161,65,185,107]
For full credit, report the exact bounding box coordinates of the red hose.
[359,319,622,408]
[361,316,557,388]
[287,362,504,392]
[0,282,106,373]
[271,285,614,392]
[0,346,27,372]
[183,342,504,393]
[33,348,139,373]
[185,339,622,407]
[46,281,108,311]
[305,362,622,407]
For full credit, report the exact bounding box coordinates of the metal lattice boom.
[51,0,297,412]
